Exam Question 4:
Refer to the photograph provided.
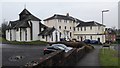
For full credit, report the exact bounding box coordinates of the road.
[0,43,119,67]
[1,43,46,67]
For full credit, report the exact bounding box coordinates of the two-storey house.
[44,13,84,41]
[75,21,106,43]
[105,28,116,42]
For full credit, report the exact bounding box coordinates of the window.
[81,27,82,31]
[10,31,12,41]
[59,26,61,29]
[70,32,72,37]
[84,36,86,39]
[81,37,83,41]
[65,26,66,29]
[16,28,19,31]
[98,26,100,30]
[46,36,47,41]
[51,35,53,41]
[90,36,92,40]
[77,28,79,31]
[60,32,62,38]
[77,36,79,39]
[73,27,75,31]
[70,27,71,30]
[90,26,92,30]
[64,20,67,23]
[58,19,61,22]
[84,27,86,31]
[25,29,27,41]
[42,35,44,39]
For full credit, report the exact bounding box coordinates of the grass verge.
[99,48,119,67]
[0,37,48,45]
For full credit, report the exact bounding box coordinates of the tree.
[1,21,8,38]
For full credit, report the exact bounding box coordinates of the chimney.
[66,13,69,16]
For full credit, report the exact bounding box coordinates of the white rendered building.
[75,21,106,43]
[6,8,57,42]
[6,9,106,43]
[44,14,106,43]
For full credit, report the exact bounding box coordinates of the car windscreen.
[47,46,60,50]
[51,44,67,48]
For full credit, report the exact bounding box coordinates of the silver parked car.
[43,44,73,55]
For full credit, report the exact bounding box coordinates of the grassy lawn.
[0,37,48,45]
[0,37,6,42]
[99,48,119,67]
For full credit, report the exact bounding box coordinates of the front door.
[81,37,83,41]
[46,36,47,41]
[98,38,100,42]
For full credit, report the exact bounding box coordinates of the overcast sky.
[0,0,119,29]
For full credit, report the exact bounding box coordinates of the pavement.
[76,45,101,66]
[75,44,119,67]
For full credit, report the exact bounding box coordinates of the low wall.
[25,45,93,67]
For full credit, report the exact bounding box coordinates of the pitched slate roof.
[13,20,30,28]
[39,23,47,28]
[105,28,116,34]
[43,14,84,23]
[6,20,19,29]
[19,8,41,21]
[76,21,105,27]
[19,8,31,15]
[38,27,55,36]
[27,15,41,21]
[7,9,42,29]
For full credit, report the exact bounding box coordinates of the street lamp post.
[102,10,109,43]
[102,10,109,24]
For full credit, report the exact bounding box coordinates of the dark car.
[83,39,102,44]
[83,39,91,44]
[90,40,99,44]
[43,44,73,55]
[105,40,112,44]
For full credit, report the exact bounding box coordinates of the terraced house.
[6,8,106,43]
